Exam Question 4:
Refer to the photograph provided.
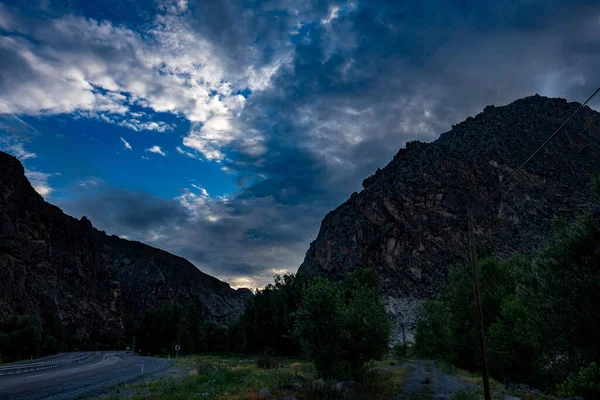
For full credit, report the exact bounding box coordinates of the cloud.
[120,137,132,150]
[0,1,282,158]
[0,142,36,160]
[77,177,104,188]
[59,184,323,288]
[6,0,600,288]
[25,170,55,198]
[145,145,166,156]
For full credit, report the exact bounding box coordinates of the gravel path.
[396,360,474,400]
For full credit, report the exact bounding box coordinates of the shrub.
[292,278,347,379]
[292,270,391,380]
[256,355,279,369]
[44,336,57,354]
[451,388,479,400]
[558,362,600,399]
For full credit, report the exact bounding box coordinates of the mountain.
[0,151,251,341]
[299,95,600,330]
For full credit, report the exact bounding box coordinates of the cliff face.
[299,95,600,328]
[0,153,251,339]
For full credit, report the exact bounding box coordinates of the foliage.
[136,302,229,355]
[341,269,392,379]
[293,270,391,380]
[44,335,57,354]
[451,388,480,400]
[68,334,82,350]
[415,204,600,391]
[103,354,408,400]
[0,315,42,361]
[236,272,311,356]
[558,362,600,399]
[292,277,347,379]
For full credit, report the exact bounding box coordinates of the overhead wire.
[468,87,600,219]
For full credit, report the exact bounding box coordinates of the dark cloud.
[8,0,600,287]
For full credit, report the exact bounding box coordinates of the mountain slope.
[0,152,251,340]
[299,95,600,324]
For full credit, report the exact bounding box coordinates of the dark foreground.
[0,352,170,400]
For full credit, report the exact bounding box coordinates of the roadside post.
[141,359,144,375]
[175,344,180,361]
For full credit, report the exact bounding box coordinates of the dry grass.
[96,354,414,400]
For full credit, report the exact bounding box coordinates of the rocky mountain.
[0,151,251,340]
[299,95,600,330]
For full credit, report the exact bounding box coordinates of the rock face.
[299,95,600,331]
[0,152,251,340]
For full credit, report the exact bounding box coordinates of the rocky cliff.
[299,95,600,330]
[0,152,251,340]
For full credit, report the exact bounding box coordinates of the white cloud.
[77,177,104,188]
[146,145,166,156]
[1,142,36,160]
[0,5,287,162]
[25,170,54,198]
[120,137,132,150]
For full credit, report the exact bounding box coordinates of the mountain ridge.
[299,94,600,330]
[0,152,251,341]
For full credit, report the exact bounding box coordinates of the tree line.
[0,311,128,362]
[133,269,391,380]
[414,197,600,397]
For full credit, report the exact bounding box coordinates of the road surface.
[0,352,170,400]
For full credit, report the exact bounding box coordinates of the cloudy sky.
[1,0,600,288]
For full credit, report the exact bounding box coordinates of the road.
[0,352,170,400]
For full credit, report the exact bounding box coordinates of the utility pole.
[467,205,491,400]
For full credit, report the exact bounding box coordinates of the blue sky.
[1,0,600,288]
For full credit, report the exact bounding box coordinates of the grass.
[98,354,411,400]
[435,360,560,400]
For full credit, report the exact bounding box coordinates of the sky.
[1,0,600,289]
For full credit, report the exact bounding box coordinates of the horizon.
[2,0,600,289]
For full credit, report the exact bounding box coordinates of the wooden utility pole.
[467,205,491,400]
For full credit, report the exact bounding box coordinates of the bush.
[68,335,82,350]
[256,355,279,369]
[44,336,57,354]
[292,278,347,379]
[451,388,479,400]
[292,270,391,380]
[558,362,600,399]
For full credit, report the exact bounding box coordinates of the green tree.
[0,315,43,360]
[293,270,391,380]
[292,278,347,379]
[68,335,82,350]
[44,335,57,355]
[342,269,392,379]
[237,272,310,356]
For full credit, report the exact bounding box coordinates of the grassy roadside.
[98,354,411,400]
[435,360,561,400]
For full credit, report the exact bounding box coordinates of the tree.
[237,272,310,356]
[44,336,57,355]
[293,270,392,380]
[68,335,82,351]
[292,278,346,379]
[0,315,43,360]
[342,269,392,379]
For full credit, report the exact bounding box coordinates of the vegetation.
[98,354,409,400]
[414,205,600,397]
[132,269,391,382]
[0,311,127,362]
[292,270,391,380]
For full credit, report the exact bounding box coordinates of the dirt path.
[396,360,473,400]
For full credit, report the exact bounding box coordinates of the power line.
[469,87,600,219]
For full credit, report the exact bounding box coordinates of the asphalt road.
[0,352,170,400]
